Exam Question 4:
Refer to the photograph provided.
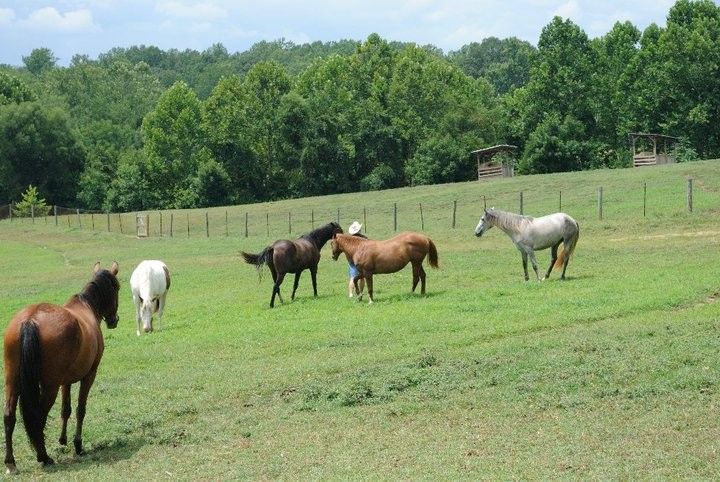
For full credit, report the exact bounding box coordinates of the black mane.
[301,222,342,249]
[77,270,119,320]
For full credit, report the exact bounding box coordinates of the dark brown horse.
[241,222,342,307]
[3,262,120,475]
[331,232,439,303]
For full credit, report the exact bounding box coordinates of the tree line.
[0,0,717,211]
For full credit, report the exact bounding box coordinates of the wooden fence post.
[519,191,524,215]
[106,211,109,231]
[288,212,292,234]
[55,206,59,226]
[225,210,228,237]
[119,214,123,234]
[91,213,95,231]
[419,203,424,230]
[159,212,163,237]
[170,213,174,237]
[598,187,603,220]
[311,209,314,229]
[205,212,209,237]
[687,178,693,213]
[337,208,340,225]
[245,212,248,238]
[393,203,397,232]
[483,195,487,210]
[266,212,269,237]
[9,202,12,222]
[187,213,190,237]
[363,207,367,233]
[31,204,34,223]
[77,209,81,228]
[452,200,457,229]
[643,182,647,217]
[559,191,562,211]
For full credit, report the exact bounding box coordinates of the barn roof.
[470,144,518,156]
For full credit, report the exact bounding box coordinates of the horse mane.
[301,222,342,249]
[487,208,533,233]
[75,270,119,320]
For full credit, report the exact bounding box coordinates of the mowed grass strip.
[0,161,719,479]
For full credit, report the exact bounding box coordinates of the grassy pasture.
[1,161,719,479]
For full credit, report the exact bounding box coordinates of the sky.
[0,0,681,66]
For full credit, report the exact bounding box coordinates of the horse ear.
[110,261,119,275]
[93,261,101,273]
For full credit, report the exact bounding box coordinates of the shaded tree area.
[0,0,718,210]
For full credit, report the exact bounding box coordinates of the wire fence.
[0,176,716,240]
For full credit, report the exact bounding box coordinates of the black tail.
[241,246,273,274]
[19,321,44,451]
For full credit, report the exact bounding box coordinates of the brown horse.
[3,262,120,475]
[241,222,342,307]
[331,232,439,303]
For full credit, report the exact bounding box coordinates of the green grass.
[1,160,719,479]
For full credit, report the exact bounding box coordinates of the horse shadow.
[364,290,447,303]
[46,436,145,474]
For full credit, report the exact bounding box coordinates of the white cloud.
[20,7,98,31]
[553,0,580,19]
[155,1,227,20]
[0,8,15,26]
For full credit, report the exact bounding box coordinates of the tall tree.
[22,48,58,75]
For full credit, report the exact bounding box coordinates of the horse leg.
[73,369,97,456]
[157,293,167,332]
[4,381,19,474]
[272,273,286,308]
[58,384,71,446]
[291,272,301,300]
[268,265,279,308]
[353,276,363,301]
[366,274,374,304]
[521,251,529,281]
[134,298,142,336]
[419,265,427,295]
[528,250,540,280]
[544,243,560,280]
[35,384,59,465]
[561,238,572,280]
[310,266,318,297]
[411,263,420,292]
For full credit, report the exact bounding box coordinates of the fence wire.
[1,175,717,239]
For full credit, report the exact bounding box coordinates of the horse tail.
[554,221,580,270]
[18,320,44,451]
[427,238,439,269]
[241,246,273,272]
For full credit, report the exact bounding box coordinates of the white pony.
[475,208,579,281]
[130,260,171,335]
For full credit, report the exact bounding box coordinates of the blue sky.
[0,0,679,66]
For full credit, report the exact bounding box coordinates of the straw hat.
[348,221,362,235]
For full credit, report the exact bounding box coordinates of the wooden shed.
[630,133,678,167]
[471,144,517,180]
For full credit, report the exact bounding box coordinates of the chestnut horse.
[3,262,120,475]
[331,232,439,303]
[241,222,342,307]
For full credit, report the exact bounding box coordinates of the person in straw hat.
[346,221,367,297]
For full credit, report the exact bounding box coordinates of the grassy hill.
[0,160,719,478]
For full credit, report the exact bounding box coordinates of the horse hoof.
[59,436,67,446]
[5,464,18,475]
[41,457,54,467]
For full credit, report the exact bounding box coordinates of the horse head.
[475,208,494,237]
[331,233,343,261]
[92,261,120,328]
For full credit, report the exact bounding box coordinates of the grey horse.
[475,208,579,280]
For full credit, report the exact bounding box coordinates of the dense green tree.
[142,81,204,208]
[22,48,58,75]
[449,37,536,94]
[0,102,84,204]
[0,72,36,105]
